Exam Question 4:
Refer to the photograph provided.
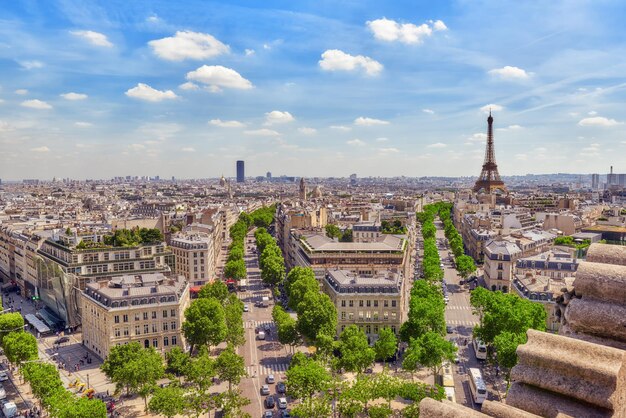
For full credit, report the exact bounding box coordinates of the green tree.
[227,245,244,263]
[223,294,246,347]
[224,259,246,281]
[406,331,456,376]
[287,274,319,310]
[285,266,316,301]
[296,292,337,341]
[3,331,38,364]
[0,312,25,347]
[215,345,246,392]
[338,325,375,374]
[185,347,216,393]
[455,254,476,279]
[291,394,332,418]
[260,254,285,286]
[325,224,342,239]
[374,328,397,365]
[340,229,353,242]
[56,397,107,418]
[286,356,331,399]
[148,385,185,418]
[198,280,229,303]
[493,331,527,388]
[216,388,251,418]
[165,346,190,381]
[182,298,227,353]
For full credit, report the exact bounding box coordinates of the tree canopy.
[182,298,227,353]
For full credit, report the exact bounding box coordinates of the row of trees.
[285,352,444,417]
[470,287,547,387]
[255,228,286,286]
[416,205,444,282]
[0,311,105,417]
[436,203,476,279]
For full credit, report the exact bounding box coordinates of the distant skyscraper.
[591,173,600,189]
[266,172,272,179]
[236,160,245,183]
[473,111,506,193]
[607,166,618,186]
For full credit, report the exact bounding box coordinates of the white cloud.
[515,154,528,161]
[125,83,178,102]
[496,125,523,132]
[265,111,294,125]
[578,116,622,127]
[148,31,229,61]
[128,144,146,151]
[354,117,389,126]
[70,30,113,47]
[422,108,435,114]
[319,49,383,76]
[347,139,365,146]
[30,146,50,152]
[245,49,255,56]
[467,133,487,142]
[330,125,351,131]
[179,82,199,91]
[74,122,92,127]
[146,15,161,23]
[209,119,245,128]
[186,65,253,91]
[244,128,280,137]
[376,137,389,142]
[19,60,43,70]
[488,66,530,80]
[427,142,447,148]
[432,20,447,31]
[367,17,444,44]
[298,127,317,135]
[588,110,597,116]
[378,147,399,153]
[263,44,271,50]
[60,92,88,100]
[21,99,52,109]
[15,89,28,95]
[181,147,195,152]
[480,104,504,114]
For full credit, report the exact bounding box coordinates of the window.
[171,309,176,317]
[349,300,354,307]
[348,312,354,320]
[384,300,389,308]
[114,328,120,337]
[163,322,169,331]
[366,311,371,320]
[143,312,148,320]
[135,325,140,335]
[114,315,120,324]
[134,313,140,321]
[366,300,371,307]
[358,311,364,319]
[163,310,168,318]
[341,300,346,307]
[153,338,158,348]
[123,327,129,336]
[123,314,128,323]
[366,325,371,334]
[171,336,177,346]
[359,300,364,307]
[171,321,176,330]
[163,336,169,347]
[341,312,346,320]
[152,311,157,319]
[383,312,389,320]
[144,324,149,334]
[373,325,379,333]
[391,312,397,321]
[152,324,158,333]
[373,300,378,307]
[391,300,396,308]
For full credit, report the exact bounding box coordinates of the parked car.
[266,374,275,384]
[260,385,270,395]
[0,372,8,382]
[280,411,291,418]
[243,304,249,312]
[278,397,288,409]
[276,382,286,394]
[446,325,454,334]
[265,396,275,409]
[54,336,70,344]
[263,411,274,418]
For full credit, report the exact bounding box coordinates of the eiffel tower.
[473,111,507,193]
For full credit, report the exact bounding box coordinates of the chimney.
[531,278,536,284]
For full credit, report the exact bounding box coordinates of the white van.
[473,339,487,360]
[278,397,288,409]
[257,331,266,340]
[2,401,17,418]
[0,384,6,400]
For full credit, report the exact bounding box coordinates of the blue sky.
[1,0,626,180]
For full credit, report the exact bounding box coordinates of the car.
[54,336,70,345]
[266,374,275,384]
[278,397,288,409]
[280,411,291,418]
[263,411,274,418]
[0,372,7,382]
[264,323,272,332]
[446,325,454,334]
[276,381,286,394]
[243,304,249,312]
[260,385,270,395]
[265,396,275,408]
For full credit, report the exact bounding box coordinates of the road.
[239,230,289,418]
[435,219,505,409]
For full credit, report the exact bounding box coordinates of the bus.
[468,367,487,404]
[473,339,487,360]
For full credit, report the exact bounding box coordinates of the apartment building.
[322,269,404,340]
[515,248,579,279]
[170,232,215,286]
[80,273,189,359]
[276,202,328,259]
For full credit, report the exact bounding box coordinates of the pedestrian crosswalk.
[245,320,275,329]
[446,305,474,311]
[245,363,289,377]
[446,319,479,327]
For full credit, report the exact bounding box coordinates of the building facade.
[236,160,245,183]
[170,233,215,286]
[80,273,189,359]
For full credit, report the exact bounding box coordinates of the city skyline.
[1,1,626,179]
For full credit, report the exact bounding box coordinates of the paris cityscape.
[1,1,626,418]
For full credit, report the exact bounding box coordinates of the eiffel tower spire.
[473,111,507,193]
